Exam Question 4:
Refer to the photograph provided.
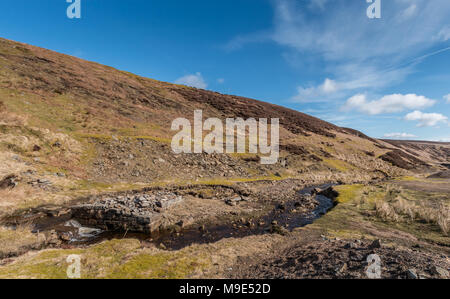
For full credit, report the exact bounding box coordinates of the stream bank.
[0,183,340,257]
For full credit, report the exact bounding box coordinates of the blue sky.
[1,0,449,141]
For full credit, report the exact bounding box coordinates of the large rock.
[406,269,418,279]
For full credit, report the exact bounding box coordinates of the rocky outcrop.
[71,192,183,233]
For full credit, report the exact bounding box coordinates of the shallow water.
[5,183,337,250]
[98,183,337,250]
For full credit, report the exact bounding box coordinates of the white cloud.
[342,94,436,115]
[292,78,339,102]
[292,65,413,103]
[321,78,337,93]
[436,26,450,41]
[217,78,225,84]
[404,110,448,127]
[174,72,207,89]
[444,94,450,103]
[383,133,417,139]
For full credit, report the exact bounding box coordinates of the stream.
[3,183,338,252]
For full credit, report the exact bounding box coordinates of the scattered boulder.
[28,178,53,189]
[0,174,19,189]
[406,269,418,279]
[269,224,289,236]
[369,239,382,249]
[231,239,450,279]
[344,242,358,249]
[337,263,348,274]
[225,197,242,207]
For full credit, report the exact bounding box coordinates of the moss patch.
[323,159,355,173]
[334,184,364,203]
[0,239,209,279]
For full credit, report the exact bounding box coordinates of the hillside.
[0,38,449,279]
[2,37,446,188]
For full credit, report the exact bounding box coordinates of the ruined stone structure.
[71,192,183,233]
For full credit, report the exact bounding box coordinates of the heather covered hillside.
[0,38,448,279]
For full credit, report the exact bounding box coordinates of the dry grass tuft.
[375,200,399,222]
[374,192,449,235]
[0,225,45,258]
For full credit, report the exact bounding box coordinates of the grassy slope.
[0,37,410,213]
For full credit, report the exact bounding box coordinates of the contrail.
[410,46,450,64]
[382,45,450,74]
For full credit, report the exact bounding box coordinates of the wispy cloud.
[397,3,418,21]
[174,72,207,89]
[227,0,450,103]
[308,0,329,10]
[269,0,450,62]
[224,31,269,51]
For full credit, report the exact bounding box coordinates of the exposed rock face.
[71,192,183,233]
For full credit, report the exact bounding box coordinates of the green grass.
[108,251,208,279]
[323,159,356,173]
[394,176,422,182]
[334,184,364,203]
[0,239,209,279]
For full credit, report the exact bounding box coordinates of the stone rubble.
[71,191,183,233]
